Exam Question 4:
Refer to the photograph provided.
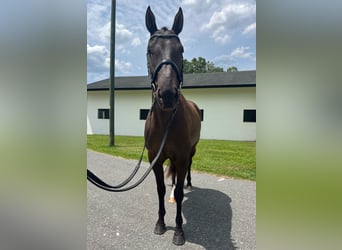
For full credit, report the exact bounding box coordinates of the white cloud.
[87,44,109,69]
[116,23,133,41]
[214,34,230,45]
[95,22,137,45]
[213,46,255,69]
[242,22,256,35]
[183,0,212,7]
[87,0,111,43]
[230,46,255,61]
[97,21,110,43]
[88,43,132,75]
[200,2,256,45]
[182,0,197,5]
[212,25,231,44]
[87,44,107,54]
[104,57,110,68]
[115,59,133,73]
[202,3,255,31]
[131,37,142,47]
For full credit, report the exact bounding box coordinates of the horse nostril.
[158,89,176,108]
[164,94,171,102]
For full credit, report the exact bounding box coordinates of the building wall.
[182,88,256,141]
[87,87,256,141]
[87,90,151,136]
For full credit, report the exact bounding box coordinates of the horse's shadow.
[182,187,236,250]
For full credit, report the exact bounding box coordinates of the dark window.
[98,109,109,119]
[140,109,150,120]
[243,109,256,122]
[200,109,204,121]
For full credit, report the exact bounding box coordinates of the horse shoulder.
[181,99,201,143]
[185,100,201,120]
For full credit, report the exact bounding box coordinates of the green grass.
[87,135,255,181]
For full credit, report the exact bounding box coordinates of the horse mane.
[157,26,176,35]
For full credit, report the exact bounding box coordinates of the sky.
[87,0,256,83]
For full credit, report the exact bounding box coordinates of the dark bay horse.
[144,6,201,246]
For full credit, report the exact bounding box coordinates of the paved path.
[87,149,255,250]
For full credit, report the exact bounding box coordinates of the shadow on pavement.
[183,187,236,250]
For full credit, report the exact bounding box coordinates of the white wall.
[87,87,256,141]
[87,90,151,136]
[115,90,151,136]
[87,91,109,135]
[183,88,256,141]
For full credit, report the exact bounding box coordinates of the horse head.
[145,6,184,111]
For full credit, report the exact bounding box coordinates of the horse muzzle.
[156,88,179,111]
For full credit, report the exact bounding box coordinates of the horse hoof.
[172,230,185,246]
[168,197,175,203]
[154,222,166,235]
[187,185,192,191]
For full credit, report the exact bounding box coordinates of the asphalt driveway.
[87,149,255,250]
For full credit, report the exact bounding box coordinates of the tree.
[227,66,238,72]
[183,59,193,73]
[191,57,207,73]
[183,57,223,73]
[207,61,224,72]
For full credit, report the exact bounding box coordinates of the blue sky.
[87,0,256,83]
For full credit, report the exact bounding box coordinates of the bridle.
[147,34,184,92]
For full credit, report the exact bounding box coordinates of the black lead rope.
[87,107,177,192]
[87,146,146,189]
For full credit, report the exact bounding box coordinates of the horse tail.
[165,161,176,179]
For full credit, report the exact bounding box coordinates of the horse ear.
[145,6,158,35]
[172,7,183,35]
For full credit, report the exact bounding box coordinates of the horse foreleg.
[152,164,166,235]
[173,170,186,245]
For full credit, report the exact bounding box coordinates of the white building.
[87,70,256,141]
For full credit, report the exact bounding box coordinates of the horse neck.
[151,93,184,128]
[152,105,176,128]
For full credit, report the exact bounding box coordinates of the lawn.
[87,135,255,181]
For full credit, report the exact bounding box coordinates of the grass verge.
[87,135,255,181]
